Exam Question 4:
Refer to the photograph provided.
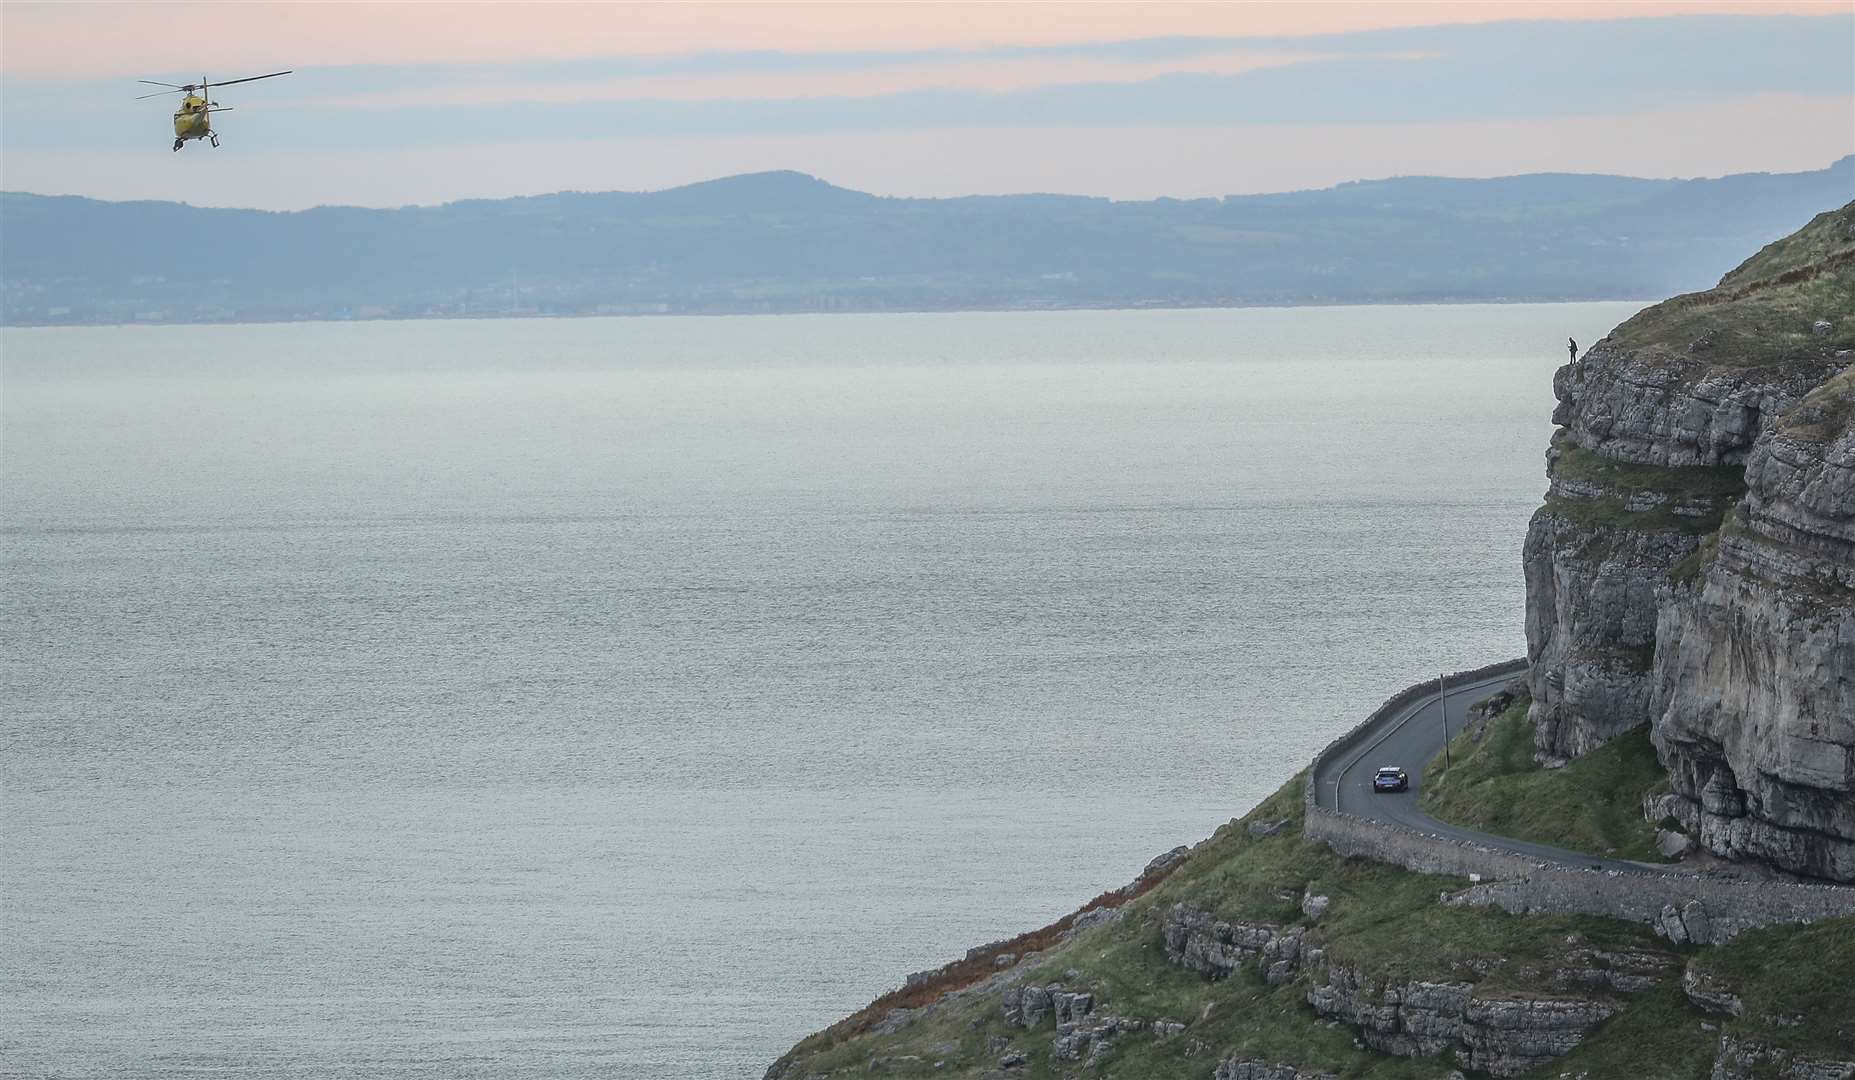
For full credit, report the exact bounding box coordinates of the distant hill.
[3,158,1851,325]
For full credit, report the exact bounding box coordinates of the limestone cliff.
[1525,200,1855,879]
[1651,370,1855,880]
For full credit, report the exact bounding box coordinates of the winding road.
[1311,669,1663,875]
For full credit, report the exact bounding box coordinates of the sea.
[1,303,1638,1078]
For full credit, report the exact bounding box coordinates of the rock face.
[1304,964,1617,1077]
[1710,1033,1855,1080]
[1524,474,1714,764]
[1162,904,1304,985]
[1523,199,1855,881]
[998,982,1178,1067]
[1651,377,1855,881]
[1212,1061,1337,1080]
[1682,964,1745,1016]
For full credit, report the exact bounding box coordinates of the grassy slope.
[1692,917,1855,1058]
[1779,366,1855,445]
[1420,695,1672,863]
[1604,200,1855,367]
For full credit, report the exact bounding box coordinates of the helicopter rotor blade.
[206,70,292,89]
[136,69,287,101]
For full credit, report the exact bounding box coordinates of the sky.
[1,1,1851,209]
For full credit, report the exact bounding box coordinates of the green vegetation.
[1779,367,1855,445]
[1605,202,1855,368]
[1421,694,1672,863]
[1538,489,1736,542]
[1719,203,1855,289]
[1691,916,1855,1057]
[1551,437,1746,500]
[1544,981,1721,1079]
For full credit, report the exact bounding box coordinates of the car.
[1372,766,1409,793]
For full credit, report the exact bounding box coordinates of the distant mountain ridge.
[3,157,1851,325]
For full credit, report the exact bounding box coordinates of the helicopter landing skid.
[208,133,220,148]
[173,138,183,152]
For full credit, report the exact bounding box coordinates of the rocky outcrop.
[1304,964,1618,1077]
[1651,374,1855,881]
[1162,904,1304,985]
[1212,1061,1337,1080]
[1711,1033,1855,1080]
[1545,347,1840,469]
[1552,945,1675,994]
[998,982,1184,1067]
[1524,200,1855,881]
[1001,985,1094,1029]
[1463,678,1526,742]
[1683,964,1745,1016]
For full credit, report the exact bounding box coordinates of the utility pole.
[1438,673,1452,769]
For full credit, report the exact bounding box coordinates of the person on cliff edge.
[1568,337,1578,362]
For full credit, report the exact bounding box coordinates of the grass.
[1603,202,1855,369]
[1717,204,1855,290]
[1540,980,1719,1079]
[1551,437,1747,501]
[1778,367,1855,446]
[1690,916,1855,1058]
[1538,492,1734,541]
[1420,694,1673,863]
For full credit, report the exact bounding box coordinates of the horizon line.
[6,152,1851,215]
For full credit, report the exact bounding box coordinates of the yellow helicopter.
[136,71,292,151]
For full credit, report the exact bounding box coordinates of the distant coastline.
[0,293,1670,331]
[4,156,1849,328]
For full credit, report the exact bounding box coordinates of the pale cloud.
[7,93,1848,210]
[270,49,1377,110]
[0,0,1844,78]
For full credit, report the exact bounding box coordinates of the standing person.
[1568,337,1578,362]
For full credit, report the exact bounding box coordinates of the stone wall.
[1441,866,1855,946]
[1307,804,1543,882]
[1303,665,1855,945]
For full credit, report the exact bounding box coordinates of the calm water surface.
[1,304,1637,1077]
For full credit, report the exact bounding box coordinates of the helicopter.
[136,70,292,151]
